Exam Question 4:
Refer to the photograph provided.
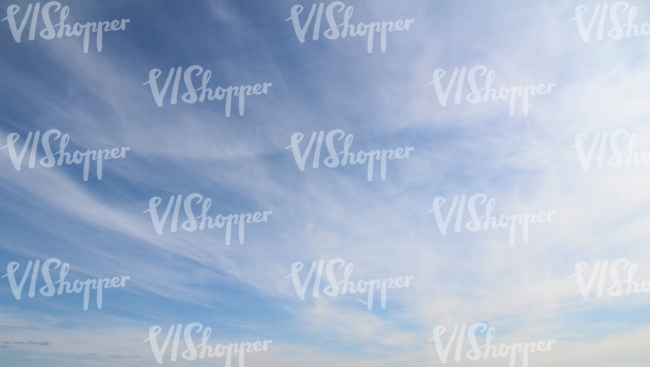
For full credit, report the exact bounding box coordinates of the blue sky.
[1,0,650,366]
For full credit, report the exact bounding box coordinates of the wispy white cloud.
[2,0,650,366]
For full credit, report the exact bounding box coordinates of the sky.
[1,0,650,366]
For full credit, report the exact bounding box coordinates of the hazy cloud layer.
[1,0,649,366]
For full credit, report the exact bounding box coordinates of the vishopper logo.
[286,129,414,181]
[571,2,650,43]
[2,129,130,181]
[427,194,556,245]
[143,65,272,116]
[572,130,650,171]
[1,258,130,310]
[428,322,556,366]
[144,323,271,365]
[572,259,650,300]
[2,1,130,53]
[286,1,414,53]
[286,259,414,310]
[144,194,272,245]
[428,65,556,117]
